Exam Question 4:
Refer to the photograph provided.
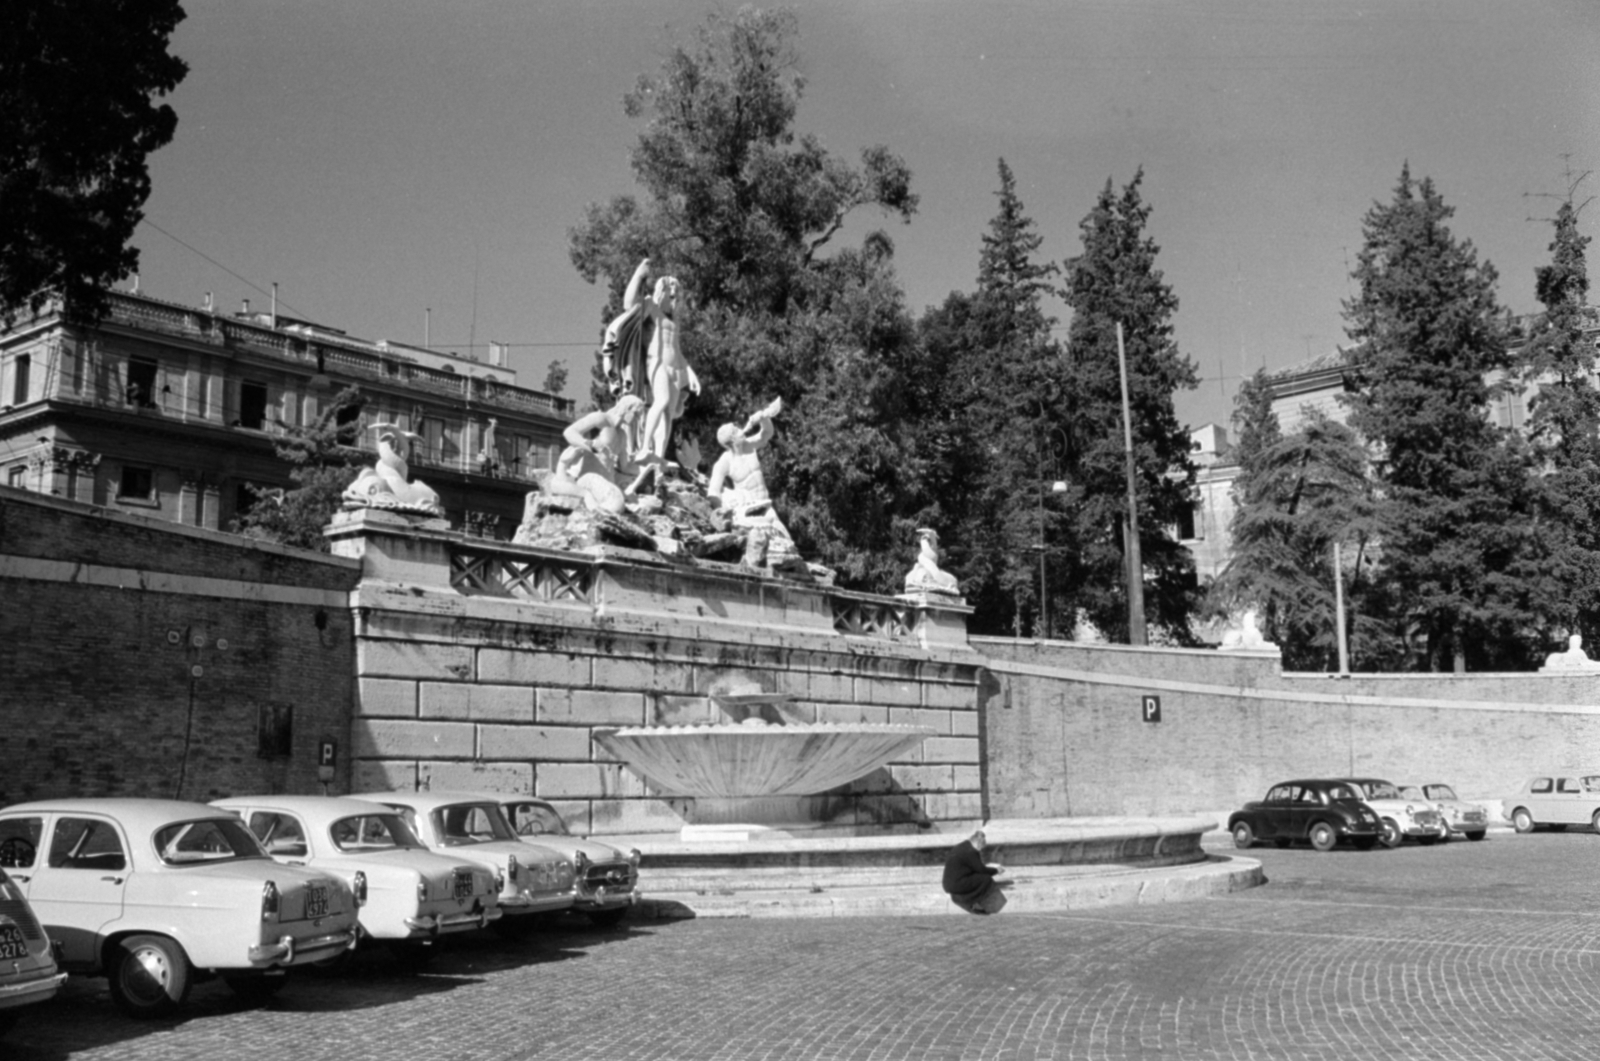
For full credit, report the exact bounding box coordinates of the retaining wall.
[977,636,1600,818]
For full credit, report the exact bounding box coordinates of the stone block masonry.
[330,512,986,837]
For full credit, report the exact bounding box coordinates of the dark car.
[1229,779,1386,852]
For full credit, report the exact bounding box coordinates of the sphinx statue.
[903,528,960,596]
[341,422,444,517]
[1219,608,1279,653]
[1540,633,1600,672]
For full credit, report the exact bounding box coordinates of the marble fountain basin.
[593,719,937,799]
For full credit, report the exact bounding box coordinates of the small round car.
[0,798,359,1018]
[1396,783,1488,842]
[213,796,502,952]
[1504,774,1600,834]
[1337,778,1448,848]
[0,866,67,1040]
[499,797,641,927]
[349,792,575,928]
[1229,779,1385,852]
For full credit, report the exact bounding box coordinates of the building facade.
[0,291,578,539]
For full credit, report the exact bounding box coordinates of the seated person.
[941,826,1007,915]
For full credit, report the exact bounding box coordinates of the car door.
[1253,785,1294,840]
[23,814,129,966]
[1552,778,1585,824]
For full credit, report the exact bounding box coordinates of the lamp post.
[1116,322,1148,646]
[1034,478,1068,639]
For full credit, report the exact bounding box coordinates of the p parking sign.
[1141,694,1161,723]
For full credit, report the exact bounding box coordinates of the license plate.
[453,871,474,900]
[306,884,329,920]
[0,922,28,960]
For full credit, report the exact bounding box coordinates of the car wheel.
[108,934,192,1019]
[1308,821,1337,852]
[1465,830,1487,842]
[1512,808,1535,833]
[587,906,630,928]
[1231,821,1256,849]
[1352,836,1377,850]
[1379,819,1403,849]
[223,974,288,1005]
[1593,810,1600,835]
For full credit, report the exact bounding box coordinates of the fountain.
[596,693,935,841]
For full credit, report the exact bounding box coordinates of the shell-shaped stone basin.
[594,721,937,798]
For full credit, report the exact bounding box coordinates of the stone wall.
[330,513,987,837]
[0,486,360,805]
[977,636,1600,817]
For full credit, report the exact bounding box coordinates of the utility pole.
[1333,540,1350,676]
[1116,322,1147,645]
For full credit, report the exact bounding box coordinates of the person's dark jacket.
[941,839,998,904]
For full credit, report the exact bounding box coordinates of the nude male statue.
[544,395,647,514]
[708,398,795,565]
[601,258,700,462]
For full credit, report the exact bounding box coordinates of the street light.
[1035,478,1068,638]
[1116,322,1148,646]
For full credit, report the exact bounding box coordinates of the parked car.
[1504,775,1600,833]
[212,795,502,952]
[1337,778,1447,848]
[1396,783,1489,841]
[349,792,575,927]
[1229,779,1386,852]
[0,866,67,1039]
[498,797,641,926]
[0,798,358,1018]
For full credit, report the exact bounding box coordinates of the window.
[248,812,307,858]
[118,465,154,501]
[11,353,29,405]
[49,817,126,871]
[126,358,158,407]
[7,465,24,489]
[1176,502,1199,541]
[0,816,42,868]
[1531,778,1553,794]
[239,381,268,429]
[235,482,260,519]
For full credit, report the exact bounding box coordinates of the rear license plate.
[454,872,474,900]
[0,922,28,960]
[306,885,328,919]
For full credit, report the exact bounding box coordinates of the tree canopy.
[233,387,368,552]
[1341,165,1534,671]
[1,0,188,325]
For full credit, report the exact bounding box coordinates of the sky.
[129,0,1600,432]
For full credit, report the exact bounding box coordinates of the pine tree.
[1341,165,1536,671]
[1059,171,1200,642]
[947,160,1063,636]
[1519,190,1600,646]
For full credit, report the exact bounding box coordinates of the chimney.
[489,341,509,367]
[241,298,251,316]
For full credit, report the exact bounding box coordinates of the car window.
[155,819,266,865]
[1557,778,1582,794]
[0,817,43,869]
[1326,785,1355,801]
[1265,785,1292,802]
[433,804,514,845]
[1291,786,1320,804]
[1423,784,1457,801]
[1531,778,1553,793]
[247,812,308,858]
[331,814,421,852]
[1582,776,1600,792]
[507,802,568,837]
[1363,781,1400,800]
[1398,786,1424,800]
[48,818,126,872]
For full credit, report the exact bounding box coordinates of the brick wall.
[0,487,360,805]
[977,636,1600,816]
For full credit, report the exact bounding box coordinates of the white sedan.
[500,797,641,926]
[349,792,575,927]
[0,798,358,1018]
[213,796,501,952]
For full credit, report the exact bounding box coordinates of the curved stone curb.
[632,855,1262,920]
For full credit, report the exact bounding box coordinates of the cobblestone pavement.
[8,831,1600,1061]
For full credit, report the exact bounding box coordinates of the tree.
[1059,170,1200,642]
[1518,186,1600,647]
[233,387,368,552]
[541,358,569,397]
[1341,165,1536,671]
[1209,408,1384,670]
[942,160,1064,636]
[1,1,188,325]
[566,7,923,589]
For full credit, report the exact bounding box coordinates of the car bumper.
[0,969,67,1011]
[1442,820,1488,834]
[498,892,576,915]
[402,906,502,936]
[247,926,359,966]
[573,885,639,912]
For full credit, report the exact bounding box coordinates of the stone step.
[632,855,1262,920]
